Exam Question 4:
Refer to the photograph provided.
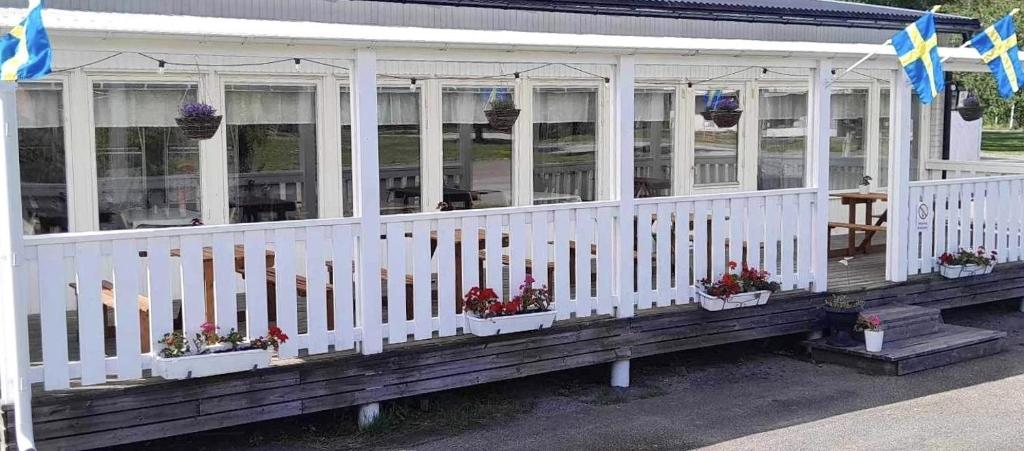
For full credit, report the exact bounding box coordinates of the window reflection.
[533,87,597,204]
[226,85,317,223]
[830,89,868,190]
[93,83,200,230]
[695,90,740,185]
[758,88,808,190]
[442,86,513,209]
[19,82,67,234]
[634,88,674,198]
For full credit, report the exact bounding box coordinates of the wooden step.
[861,304,942,342]
[808,324,1006,376]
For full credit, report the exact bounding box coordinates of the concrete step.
[861,304,943,342]
[808,324,1006,376]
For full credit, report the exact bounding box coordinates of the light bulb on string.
[294,58,302,72]
[514,72,522,86]
[410,78,418,92]
[157,60,166,75]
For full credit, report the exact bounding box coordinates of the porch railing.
[922,159,1024,180]
[906,174,1024,275]
[18,185,827,390]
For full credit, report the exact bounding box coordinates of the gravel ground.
[111,299,1024,451]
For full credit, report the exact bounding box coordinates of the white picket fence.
[633,187,819,309]
[907,175,1024,275]
[20,189,824,390]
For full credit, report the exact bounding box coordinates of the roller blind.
[93,84,195,128]
[226,85,316,125]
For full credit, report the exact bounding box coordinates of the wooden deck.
[8,262,1024,450]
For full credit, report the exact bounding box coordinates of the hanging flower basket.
[956,106,984,122]
[956,94,984,122]
[709,110,743,128]
[484,103,521,132]
[176,102,223,140]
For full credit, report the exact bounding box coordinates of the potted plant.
[175,102,223,140]
[858,175,873,194]
[152,322,289,380]
[856,314,884,352]
[937,247,997,279]
[463,275,555,336]
[823,294,864,347]
[697,261,781,311]
[703,96,742,128]
[956,94,984,122]
[483,91,520,132]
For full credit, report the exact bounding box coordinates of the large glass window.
[879,89,922,187]
[18,83,66,234]
[93,83,199,230]
[634,88,674,198]
[442,86,513,209]
[533,87,597,204]
[226,85,317,223]
[695,90,740,185]
[340,87,422,215]
[829,89,868,190]
[758,88,808,190]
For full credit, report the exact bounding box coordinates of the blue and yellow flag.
[891,12,944,105]
[970,15,1023,99]
[0,0,51,82]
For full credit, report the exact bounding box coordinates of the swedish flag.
[971,15,1023,99]
[891,12,944,105]
[0,0,51,82]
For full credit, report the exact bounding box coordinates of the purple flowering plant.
[712,97,739,111]
[179,102,218,118]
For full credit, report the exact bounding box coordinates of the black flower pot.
[956,105,984,122]
[484,107,520,132]
[710,110,742,128]
[176,115,223,140]
[824,307,861,347]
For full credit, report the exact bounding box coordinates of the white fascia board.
[0,7,1008,68]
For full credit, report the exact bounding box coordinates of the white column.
[610,359,630,388]
[358,402,381,429]
[199,70,229,225]
[66,69,99,231]
[318,73,343,218]
[808,59,832,292]
[351,49,384,354]
[511,78,533,206]
[0,82,36,450]
[615,55,636,318]
[420,79,443,211]
[886,69,913,282]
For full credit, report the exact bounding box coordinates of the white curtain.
[227,87,316,125]
[831,91,868,120]
[533,89,597,123]
[635,91,672,122]
[94,85,195,128]
[442,89,504,124]
[759,91,807,121]
[339,90,420,126]
[17,86,61,129]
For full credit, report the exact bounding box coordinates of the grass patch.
[981,130,1024,154]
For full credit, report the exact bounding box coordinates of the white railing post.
[614,55,636,319]
[886,69,913,282]
[0,83,36,449]
[809,59,832,292]
[351,49,384,355]
[612,55,635,388]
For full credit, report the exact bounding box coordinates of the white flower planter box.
[153,347,271,380]
[864,330,884,352]
[697,290,772,311]
[464,310,556,336]
[938,263,994,279]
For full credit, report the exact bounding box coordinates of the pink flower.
[200,321,218,334]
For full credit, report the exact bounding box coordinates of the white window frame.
[689,83,749,194]
[827,81,874,193]
[753,80,812,190]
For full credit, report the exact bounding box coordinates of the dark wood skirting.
[5,263,1024,451]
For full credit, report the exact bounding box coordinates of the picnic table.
[829,192,888,256]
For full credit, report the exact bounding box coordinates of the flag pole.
[941,8,1020,63]
[832,5,943,83]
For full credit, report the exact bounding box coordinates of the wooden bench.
[70,281,152,353]
[828,221,887,255]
